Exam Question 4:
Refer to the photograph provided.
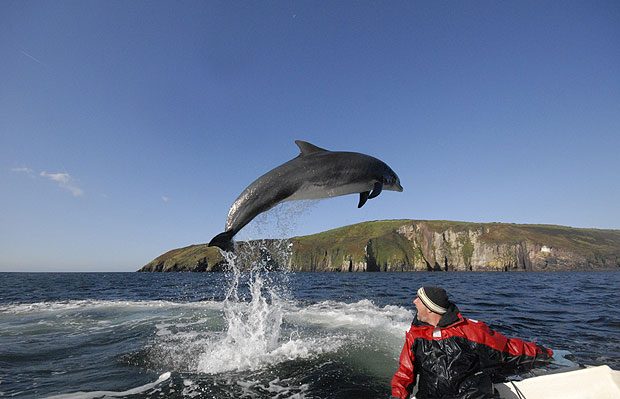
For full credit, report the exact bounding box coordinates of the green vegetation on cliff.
[289,220,415,271]
[139,220,620,272]
[140,244,225,272]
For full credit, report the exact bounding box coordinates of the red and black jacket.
[391,304,553,399]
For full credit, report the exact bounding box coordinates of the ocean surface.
[1,265,618,398]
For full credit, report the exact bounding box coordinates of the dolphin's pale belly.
[285,182,374,201]
[209,141,402,250]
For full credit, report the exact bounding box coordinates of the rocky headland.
[138,220,620,272]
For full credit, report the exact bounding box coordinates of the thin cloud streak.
[40,171,84,197]
[20,49,44,65]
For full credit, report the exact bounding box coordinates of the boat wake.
[45,372,171,399]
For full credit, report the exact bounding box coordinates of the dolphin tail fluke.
[208,231,235,252]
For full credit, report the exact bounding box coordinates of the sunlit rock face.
[139,220,620,272]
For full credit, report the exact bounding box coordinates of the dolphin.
[208,140,403,251]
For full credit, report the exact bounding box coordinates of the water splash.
[154,202,331,374]
[196,239,296,373]
[242,200,317,240]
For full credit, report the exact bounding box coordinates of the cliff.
[138,220,620,272]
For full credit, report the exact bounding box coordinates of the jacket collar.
[412,303,464,328]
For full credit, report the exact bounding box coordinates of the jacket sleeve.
[391,331,416,399]
[474,321,554,373]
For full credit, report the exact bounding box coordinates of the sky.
[1,1,619,272]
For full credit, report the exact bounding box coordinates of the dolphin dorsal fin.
[295,140,328,156]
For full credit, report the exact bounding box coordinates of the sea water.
[1,268,618,398]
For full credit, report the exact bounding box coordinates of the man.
[391,286,553,399]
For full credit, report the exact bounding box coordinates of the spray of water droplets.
[195,244,287,371]
[195,202,317,373]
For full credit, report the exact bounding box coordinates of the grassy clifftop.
[139,220,620,272]
[139,244,225,272]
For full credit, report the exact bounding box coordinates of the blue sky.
[1,1,618,271]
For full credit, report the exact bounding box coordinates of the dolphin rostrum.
[208,140,403,251]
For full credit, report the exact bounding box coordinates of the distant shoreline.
[139,220,620,273]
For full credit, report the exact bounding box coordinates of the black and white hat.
[417,286,450,314]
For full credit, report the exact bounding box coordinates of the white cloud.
[162,196,170,203]
[40,171,84,197]
[11,167,34,176]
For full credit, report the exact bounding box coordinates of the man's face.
[413,296,432,323]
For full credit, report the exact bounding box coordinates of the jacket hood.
[437,303,462,327]
[412,302,463,328]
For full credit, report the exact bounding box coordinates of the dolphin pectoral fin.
[295,140,329,156]
[358,191,371,208]
[368,181,383,199]
[359,183,382,207]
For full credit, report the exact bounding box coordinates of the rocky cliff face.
[139,220,620,272]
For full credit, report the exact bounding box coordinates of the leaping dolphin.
[208,140,403,251]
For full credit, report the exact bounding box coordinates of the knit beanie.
[417,286,450,314]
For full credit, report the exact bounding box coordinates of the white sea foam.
[288,299,413,337]
[552,349,579,367]
[0,299,223,314]
[189,296,410,373]
[145,274,412,374]
[4,283,412,377]
[44,372,171,399]
[148,296,408,374]
[186,244,354,374]
[6,245,413,380]
[237,377,310,398]
[197,332,344,374]
[180,378,202,398]
[195,250,319,373]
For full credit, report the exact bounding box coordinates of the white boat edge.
[494,365,620,399]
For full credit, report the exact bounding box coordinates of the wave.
[144,298,412,374]
[2,252,417,398]
[0,299,225,314]
[288,299,412,335]
[3,270,618,398]
[44,372,171,399]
